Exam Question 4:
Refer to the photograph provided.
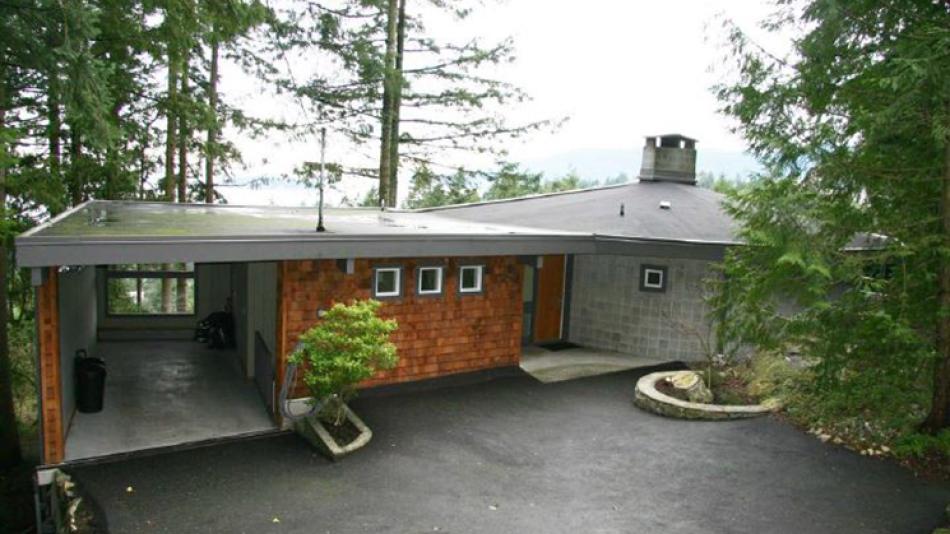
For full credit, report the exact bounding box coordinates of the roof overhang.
[14,200,742,268]
[16,233,597,267]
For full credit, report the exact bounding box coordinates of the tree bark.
[176,53,191,312]
[48,63,61,189]
[162,49,179,313]
[0,84,22,469]
[923,134,950,432]
[205,33,219,204]
[177,52,189,204]
[386,0,407,208]
[69,129,83,205]
[377,0,399,208]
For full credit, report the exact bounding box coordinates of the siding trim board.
[38,268,64,464]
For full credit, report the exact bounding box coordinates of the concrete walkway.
[520,344,670,382]
[71,367,950,533]
[65,340,276,460]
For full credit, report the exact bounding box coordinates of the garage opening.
[56,261,280,462]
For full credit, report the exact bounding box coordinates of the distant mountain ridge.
[522,148,762,183]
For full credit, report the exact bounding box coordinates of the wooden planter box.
[294,403,373,461]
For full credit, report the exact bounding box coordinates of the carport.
[47,259,282,462]
[17,200,592,467]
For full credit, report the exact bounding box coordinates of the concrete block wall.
[568,254,714,362]
[279,256,522,395]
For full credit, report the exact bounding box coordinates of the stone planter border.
[634,371,776,420]
[294,402,373,461]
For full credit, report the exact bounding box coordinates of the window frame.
[416,265,444,296]
[104,264,198,317]
[458,264,485,295]
[639,264,668,293]
[373,266,403,299]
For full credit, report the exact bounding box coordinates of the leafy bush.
[10,320,37,435]
[892,431,950,459]
[744,351,802,400]
[289,300,398,425]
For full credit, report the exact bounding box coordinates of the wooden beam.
[37,268,63,464]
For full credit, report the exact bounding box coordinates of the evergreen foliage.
[712,0,950,443]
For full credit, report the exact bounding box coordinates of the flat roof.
[16,201,596,267]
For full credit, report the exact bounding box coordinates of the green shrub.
[289,299,398,425]
[744,351,802,400]
[893,431,950,459]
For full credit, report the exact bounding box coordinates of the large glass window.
[106,264,195,315]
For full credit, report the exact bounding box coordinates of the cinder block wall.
[279,256,522,394]
[568,254,714,362]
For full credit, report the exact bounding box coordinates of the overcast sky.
[222,0,782,206]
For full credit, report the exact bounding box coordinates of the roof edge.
[416,182,634,213]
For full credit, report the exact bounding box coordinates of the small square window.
[459,265,484,293]
[374,267,402,298]
[417,266,443,295]
[640,265,667,292]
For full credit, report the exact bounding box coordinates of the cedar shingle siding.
[278,257,522,397]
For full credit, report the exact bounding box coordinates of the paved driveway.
[72,367,950,533]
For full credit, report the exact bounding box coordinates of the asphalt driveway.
[71,366,950,533]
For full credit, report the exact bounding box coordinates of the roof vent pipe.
[619,203,625,217]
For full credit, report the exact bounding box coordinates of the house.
[16,134,737,476]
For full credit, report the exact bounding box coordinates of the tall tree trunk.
[162,50,179,313]
[68,129,83,205]
[176,54,190,313]
[48,65,62,188]
[924,134,950,432]
[386,0,407,208]
[178,52,189,204]
[0,88,22,469]
[377,0,399,208]
[205,33,219,204]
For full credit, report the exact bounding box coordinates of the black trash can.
[75,350,106,413]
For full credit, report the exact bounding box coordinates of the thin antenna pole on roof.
[316,127,327,232]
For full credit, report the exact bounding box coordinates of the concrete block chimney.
[638,134,697,185]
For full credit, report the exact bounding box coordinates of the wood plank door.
[534,255,565,342]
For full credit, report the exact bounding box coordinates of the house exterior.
[16,134,738,476]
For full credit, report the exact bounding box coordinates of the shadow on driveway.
[71,367,950,533]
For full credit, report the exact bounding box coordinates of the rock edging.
[634,371,776,420]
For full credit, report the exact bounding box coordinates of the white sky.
[221,0,783,206]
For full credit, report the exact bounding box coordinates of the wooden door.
[534,255,565,342]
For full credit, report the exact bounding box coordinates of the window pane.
[376,270,397,295]
[419,268,440,293]
[522,266,534,302]
[461,266,481,291]
[108,276,194,315]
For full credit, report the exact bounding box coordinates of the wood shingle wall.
[276,256,523,398]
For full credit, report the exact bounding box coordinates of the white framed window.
[373,267,402,298]
[459,265,484,294]
[640,265,667,292]
[417,266,444,296]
